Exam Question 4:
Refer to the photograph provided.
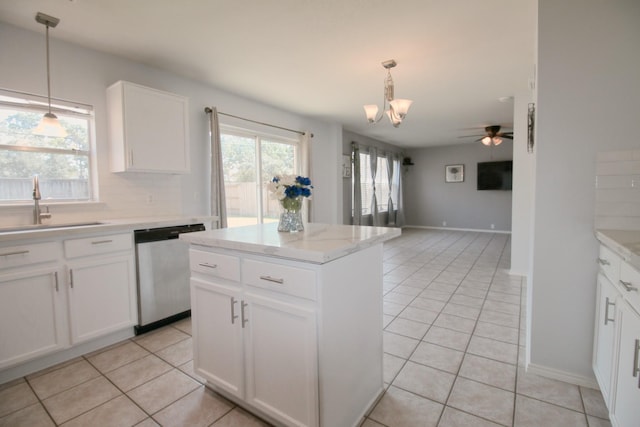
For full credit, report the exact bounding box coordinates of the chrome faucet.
[32,176,51,224]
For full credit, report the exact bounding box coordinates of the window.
[354,151,400,215]
[220,127,300,227]
[0,90,95,203]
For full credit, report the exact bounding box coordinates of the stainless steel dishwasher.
[134,223,205,334]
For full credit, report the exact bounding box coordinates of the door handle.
[604,297,615,325]
[241,301,248,328]
[69,269,74,288]
[230,297,238,324]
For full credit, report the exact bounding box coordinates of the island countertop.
[595,229,640,270]
[179,222,401,264]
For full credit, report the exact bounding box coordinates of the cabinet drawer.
[0,242,59,269]
[243,259,316,301]
[189,249,240,282]
[598,245,621,284]
[64,233,132,258]
[619,261,640,312]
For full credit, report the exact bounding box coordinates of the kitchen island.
[180,223,400,427]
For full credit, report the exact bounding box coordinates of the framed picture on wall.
[445,164,464,183]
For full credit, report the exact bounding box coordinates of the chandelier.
[363,59,413,128]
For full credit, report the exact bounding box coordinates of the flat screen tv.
[477,160,513,191]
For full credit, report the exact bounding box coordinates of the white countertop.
[595,229,640,270]
[0,216,218,243]
[180,223,401,264]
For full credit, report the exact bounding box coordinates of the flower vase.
[278,197,304,232]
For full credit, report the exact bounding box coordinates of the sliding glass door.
[220,127,299,228]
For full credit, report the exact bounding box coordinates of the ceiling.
[0,0,536,148]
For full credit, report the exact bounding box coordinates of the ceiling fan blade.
[458,134,484,138]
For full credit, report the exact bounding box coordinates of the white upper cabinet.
[107,81,190,173]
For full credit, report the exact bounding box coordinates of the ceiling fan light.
[33,112,67,137]
[481,136,492,146]
[389,98,413,119]
[493,137,503,146]
[364,104,379,123]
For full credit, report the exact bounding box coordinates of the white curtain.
[207,107,227,228]
[352,143,362,225]
[370,147,383,226]
[386,151,396,226]
[395,154,405,227]
[300,131,312,222]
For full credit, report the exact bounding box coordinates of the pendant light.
[33,12,67,138]
[363,59,413,128]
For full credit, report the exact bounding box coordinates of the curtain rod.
[205,107,313,138]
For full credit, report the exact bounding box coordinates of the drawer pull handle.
[91,239,113,245]
[241,301,248,328]
[230,297,238,324]
[259,275,284,284]
[633,339,640,378]
[54,271,59,292]
[619,280,638,292]
[597,258,610,266]
[198,263,218,269]
[604,297,615,325]
[0,250,30,257]
[69,269,74,289]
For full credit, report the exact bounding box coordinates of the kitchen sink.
[0,222,105,233]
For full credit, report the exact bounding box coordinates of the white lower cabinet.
[191,278,244,397]
[0,266,66,369]
[611,299,640,427]
[594,243,640,427]
[66,254,137,344]
[243,290,317,426]
[0,232,137,377]
[593,273,619,404]
[191,274,317,427]
[190,244,384,427]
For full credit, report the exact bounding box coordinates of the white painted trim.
[403,225,512,235]
[509,269,528,277]
[526,363,600,390]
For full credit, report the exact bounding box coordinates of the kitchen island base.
[184,223,399,427]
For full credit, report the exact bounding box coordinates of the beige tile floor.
[0,229,611,427]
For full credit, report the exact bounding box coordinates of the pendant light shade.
[33,12,67,138]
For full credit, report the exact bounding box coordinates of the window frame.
[219,124,302,226]
[0,89,97,204]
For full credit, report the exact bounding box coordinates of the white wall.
[510,92,535,276]
[529,0,640,384]
[0,22,342,226]
[404,142,513,232]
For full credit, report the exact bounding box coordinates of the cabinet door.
[67,254,136,343]
[191,277,244,398]
[0,267,67,369]
[611,301,640,427]
[593,273,619,405]
[244,291,318,427]
[109,81,189,173]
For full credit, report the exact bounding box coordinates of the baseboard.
[403,225,512,235]
[509,269,528,277]
[526,363,600,390]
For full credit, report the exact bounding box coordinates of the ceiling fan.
[462,125,513,146]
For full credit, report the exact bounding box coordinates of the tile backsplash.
[595,149,640,230]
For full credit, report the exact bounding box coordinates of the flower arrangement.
[268,174,312,212]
